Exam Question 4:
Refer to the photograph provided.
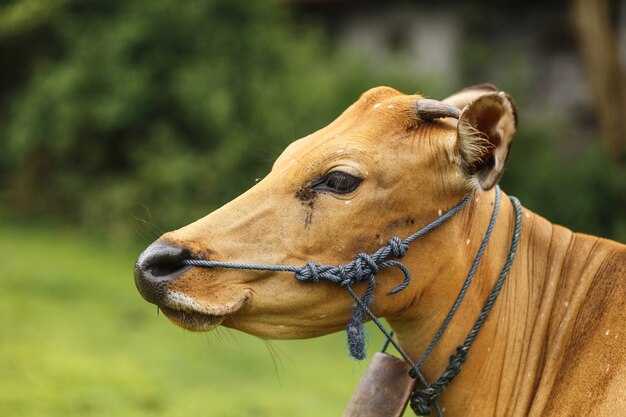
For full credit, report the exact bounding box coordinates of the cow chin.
[159,306,225,331]
[158,289,248,332]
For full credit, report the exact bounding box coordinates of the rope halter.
[181,185,523,417]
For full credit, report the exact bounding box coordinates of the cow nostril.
[148,262,187,278]
[135,240,193,305]
[135,241,193,290]
[138,241,190,276]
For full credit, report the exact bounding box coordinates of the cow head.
[134,85,517,341]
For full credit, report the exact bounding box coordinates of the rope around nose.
[182,192,473,360]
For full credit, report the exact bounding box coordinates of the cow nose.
[134,240,190,305]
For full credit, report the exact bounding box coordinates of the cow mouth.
[159,306,225,331]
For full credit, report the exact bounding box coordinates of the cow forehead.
[274,88,428,171]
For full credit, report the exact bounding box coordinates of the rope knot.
[448,345,468,373]
[410,389,433,416]
[337,265,352,287]
[388,236,409,258]
[355,253,379,277]
[410,344,471,415]
[295,261,319,283]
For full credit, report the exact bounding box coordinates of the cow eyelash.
[313,171,363,194]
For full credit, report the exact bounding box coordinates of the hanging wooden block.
[344,352,416,417]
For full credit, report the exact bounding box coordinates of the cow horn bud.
[416,99,461,121]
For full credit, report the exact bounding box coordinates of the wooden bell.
[344,352,416,417]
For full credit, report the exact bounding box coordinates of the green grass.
[0,225,387,417]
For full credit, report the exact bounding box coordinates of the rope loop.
[384,260,412,294]
[409,194,522,416]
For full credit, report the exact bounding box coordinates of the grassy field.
[0,224,387,417]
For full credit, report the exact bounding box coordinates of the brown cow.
[134,85,626,416]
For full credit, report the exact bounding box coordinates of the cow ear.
[443,83,497,110]
[457,92,517,190]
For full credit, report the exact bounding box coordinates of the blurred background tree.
[0,0,624,242]
[572,0,626,163]
[0,0,374,238]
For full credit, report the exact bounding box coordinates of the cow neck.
[339,187,521,416]
[428,195,520,413]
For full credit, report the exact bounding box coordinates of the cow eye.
[313,171,363,194]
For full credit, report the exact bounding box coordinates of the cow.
[134,84,626,416]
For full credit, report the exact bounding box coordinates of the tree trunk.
[571,0,626,163]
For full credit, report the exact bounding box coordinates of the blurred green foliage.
[502,124,626,242]
[0,0,412,238]
[0,0,623,242]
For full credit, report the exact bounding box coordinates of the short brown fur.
[137,86,626,417]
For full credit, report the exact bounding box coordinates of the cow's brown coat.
[137,86,626,416]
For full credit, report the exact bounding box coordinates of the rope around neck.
[409,193,522,415]
[180,186,523,416]
[415,187,501,371]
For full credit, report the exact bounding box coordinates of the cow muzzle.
[134,240,191,305]
[134,240,238,331]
